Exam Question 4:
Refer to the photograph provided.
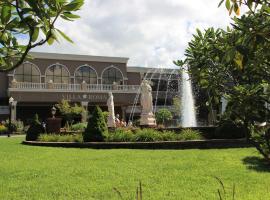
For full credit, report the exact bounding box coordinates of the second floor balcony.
[9,81,141,94]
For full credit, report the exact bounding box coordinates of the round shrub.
[215,120,245,139]
[70,122,87,131]
[83,106,108,142]
[26,114,44,141]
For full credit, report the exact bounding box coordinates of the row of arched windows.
[13,62,124,85]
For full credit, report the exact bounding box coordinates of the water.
[181,66,197,127]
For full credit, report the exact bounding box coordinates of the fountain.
[180,66,197,127]
[128,66,197,128]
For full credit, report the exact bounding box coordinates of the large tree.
[175,1,270,161]
[0,0,84,72]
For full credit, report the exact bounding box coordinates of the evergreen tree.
[83,106,108,142]
[26,114,44,141]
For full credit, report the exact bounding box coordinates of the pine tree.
[83,106,108,142]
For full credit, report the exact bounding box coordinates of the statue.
[140,80,156,126]
[107,92,116,128]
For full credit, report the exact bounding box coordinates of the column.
[11,101,17,121]
[81,101,89,123]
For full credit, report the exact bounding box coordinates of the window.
[46,64,69,83]
[102,67,123,85]
[14,62,40,83]
[75,65,97,84]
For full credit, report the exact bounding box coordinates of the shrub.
[38,133,83,142]
[106,128,134,142]
[26,114,44,141]
[155,108,173,126]
[0,125,8,134]
[134,129,162,142]
[83,106,108,142]
[102,111,109,123]
[160,130,180,141]
[179,129,202,141]
[70,122,87,131]
[215,120,246,139]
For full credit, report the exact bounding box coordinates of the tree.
[175,5,270,161]
[155,108,173,126]
[26,114,44,141]
[83,106,108,142]
[0,0,84,72]
[56,99,85,124]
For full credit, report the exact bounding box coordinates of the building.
[0,52,180,123]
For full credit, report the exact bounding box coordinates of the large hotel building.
[0,52,181,123]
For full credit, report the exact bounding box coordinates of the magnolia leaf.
[56,29,73,43]
[225,0,231,11]
[32,28,40,43]
[1,4,12,24]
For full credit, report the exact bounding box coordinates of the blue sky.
[34,0,233,68]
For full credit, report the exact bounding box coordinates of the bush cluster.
[70,122,87,131]
[0,125,8,134]
[215,120,246,139]
[106,128,202,142]
[38,133,83,142]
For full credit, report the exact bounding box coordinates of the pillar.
[81,101,89,122]
[10,101,17,121]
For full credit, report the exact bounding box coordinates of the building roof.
[30,52,129,64]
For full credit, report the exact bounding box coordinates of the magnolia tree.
[0,0,84,72]
[175,0,270,161]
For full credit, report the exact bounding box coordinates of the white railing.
[9,82,141,93]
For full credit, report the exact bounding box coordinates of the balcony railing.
[9,82,141,93]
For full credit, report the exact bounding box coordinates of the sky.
[34,0,233,68]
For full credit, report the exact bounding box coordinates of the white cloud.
[34,0,233,68]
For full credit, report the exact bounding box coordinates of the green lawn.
[0,137,269,200]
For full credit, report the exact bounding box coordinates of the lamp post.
[8,97,14,137]
[51,106,56,118]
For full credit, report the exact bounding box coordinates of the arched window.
[75,65,97,84]
[102,67,123,85]
[14,62,40,82]
[46,64,69,83]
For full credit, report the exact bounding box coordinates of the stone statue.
[140,80,153,114]
[107,92,116,128]
[140,80,156,126]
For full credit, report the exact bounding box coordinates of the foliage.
[0,0,83,72]
[155,108,173,125]
[106,128,134,142]
[25,114,44,141]
[178,129,202,140]
[175,4,270,161]
[70,122,87,131]
[3,119,24,133]
[83,106,108,142]
[102,111,109,123]
[0,124,8,134]
[133,128,163,142]
[56,99,85,124]
[215,120,246,139]
[38,133,83,142]
[106,128,203,142]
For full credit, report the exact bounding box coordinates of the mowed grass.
[0,137,270,200]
